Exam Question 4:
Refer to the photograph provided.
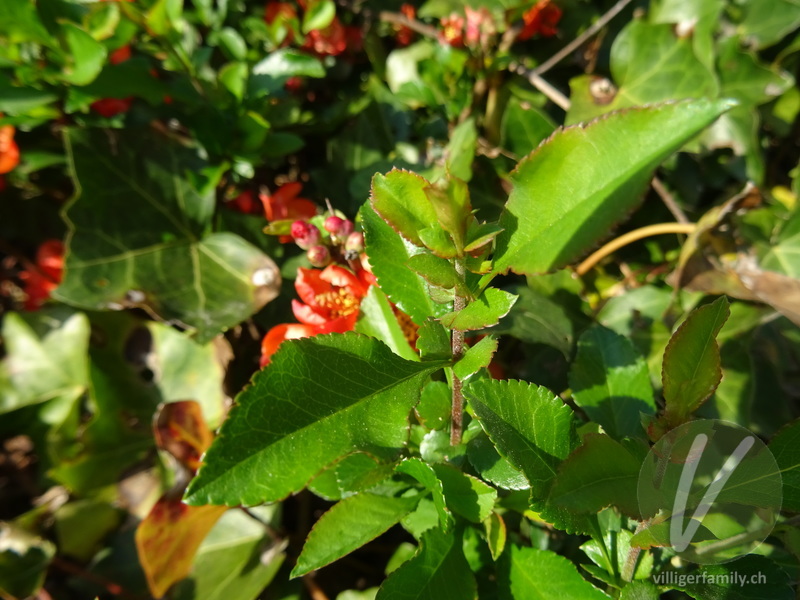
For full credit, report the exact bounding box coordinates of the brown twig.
[450,258,466,447]
[509,63,571,110]
[532,0,636,76]
[378,11,440,39]
[303,574,331,600]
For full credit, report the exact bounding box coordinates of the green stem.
[621,519,650,582]
[450,258,467,446]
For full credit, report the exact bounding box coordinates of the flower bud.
[324,216,354,238]
[307,245,331,267]
[291,220,320,250]
[344,231,364,253]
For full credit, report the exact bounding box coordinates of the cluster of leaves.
[2,0,800,599]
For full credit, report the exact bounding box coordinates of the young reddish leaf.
[662,296,730,427]
[154,400,214,472]
[135,500,227,599]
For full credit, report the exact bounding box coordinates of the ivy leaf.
[740,0,800,49]
[376,526,476,600]
[292,493,421,577]
[548,434,642,517]
[185,333,447,506]
[569,326,655,439]
[362,203,450,326]
[499,546,611,600]
[675,555,793,599]
[662,296,730,426]
[55,129,280,343]
[465,379,578,498]
[440,288,517,331]
[768,418,800,511]
[491,99,735,276]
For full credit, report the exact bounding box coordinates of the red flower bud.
[344,231,364,253]
[324,216,354,237]
[291,220,321,249]
[307,245,332,267]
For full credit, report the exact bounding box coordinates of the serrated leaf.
[185,333,447,506]
[548,434,641,517]
[56,129,280,344]
[371,170,438,249]
[376,526,476,600]
[569,325,655,439]
[432,464,496,523]
[355,286,418,361]
[499,546,610,600]
[416,319,451,360]
[415,381,451,430]
[768,418,800,511]
[453,336,498,381]
[440,288,517,331]
[662,296,730,425]
[408,254,461,290]
[362,203,450,326]
[292,493,421,577]
[308,453,395,501]
[466,434,529,491]
[465,379,578,498]
[492,99,734,276]
[396,458,452,531]
[675,555,793,599]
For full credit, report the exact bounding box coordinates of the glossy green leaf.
[356,286,418,361]
[415,381,451,430]
[675,555,793,599]
[216,27,248,60]
[61,24,107,86]
[484,512,506,561]
[309,453,395,501]
[416,319,451,361]
[630,517,717,550]
[662,296,730,425]
[185,333,447,506]
[432,464,496,523]
[768,418,800,511]
[56,129,279,343]
[619,581,660,600]
[443,119,477,182]
[466,433,529,491]
[491,99,734,276]
[569,325,655,439]
[362,204,450,326]
[396,458,451,531]
[249,48,325,96]
[371,170,438,249]
[408,254,460,290]
[0,310,89,414]
[490,286,573,357]
[453,335,497,381]
[548,434,641,517]
[499,546,610,600]
[293,493,421,577]
[302,0,336,34]
[740,0,800,48]
[465,379,578,497]
[0,524,55,600]
[439,288,517,331]
[717,37,793,108]
[376,527,476,600]
[501,97,556,158]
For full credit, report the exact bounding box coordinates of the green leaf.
[453,335,498,381]
[491,99,735,276]
[302,0,336,34]
[362,204,450,326]
[55,129,279,343]
[501,97,556,158]
[569,325,655,439]
[439,288,517,331]
[740,0,800,49]
[630,517,717,550]
[249,49,325,97]
[370,170,438,249]
[466,433,529,491]
[376,527,476,600]
[216,26,247,61]
[548,434,641,517]
[292,493,421,577]
[432,464,496,523]
[416,319,451,361]
[717,37,793,108]
[567,21,718,124]
[174,508,284,600]
[662,296,730,425]
[484,512,506,561]
[408,254,461,291]
[499,546,610,600]
[0,310,89,414]
[185,333,447,506]
[308,453,395,501]
[0,524,56,600]
[355,286,418,361]
[61,23,107,86]
[768,418,800,511]
[675,555,793,599]
[396,458,451,531]
[619,581,660,600]
[490,286,573,357]
[443,118,477,182]
[415,381,451,430]
[465,379,578,497]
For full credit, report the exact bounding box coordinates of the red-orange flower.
[518,0,562,40]
[0,125,20,174]
[440,13,465,46]
[260,182,317,242]
[265,1,298,44]
[109,45,132,65]
[19,239,64,311]
[225,189,262,214]
[91,44,134,117]
[303,17,348,56]
[260,264,372,366]
[396,4,416,46]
